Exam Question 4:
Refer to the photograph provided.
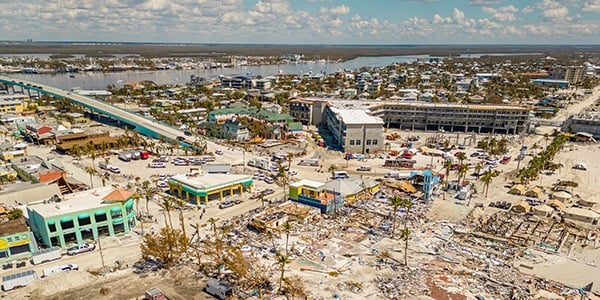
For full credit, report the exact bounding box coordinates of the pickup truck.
[67,243,96,255]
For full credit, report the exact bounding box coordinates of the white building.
[323,106,384,154]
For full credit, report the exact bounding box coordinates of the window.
[78,216,91,226]
[373,139,378,145]
[61,220,75,230]
[95,213,107,223]
[356,140,361,145]
[349,140,355,145]
[48,223,57,233]
[366,139,372,145]
[111,210,123,219]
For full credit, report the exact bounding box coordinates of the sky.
[1,0,599,44]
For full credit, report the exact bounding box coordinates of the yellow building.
[0,95,27,113]
[167,173,253,205]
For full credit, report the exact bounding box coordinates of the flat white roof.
[28,186,116,218]
[170,173,251,190]
[330,107,384,125]
[290,179,325,190]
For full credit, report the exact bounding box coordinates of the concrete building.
[167,173,253,205]
[323,106,384,154]
[370,102,530,134]
[10,155,66,183]
[289,179,344,214]
[532,79,569,89]
[550,66,584,84]
[288,98,328,126]
[222,119,250,141]
[0,218,36,262]
[563,112,600,137]
[324,177,379,203]
[0,95,27,113]
[27,187,135,248]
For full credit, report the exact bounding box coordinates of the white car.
[108,166,121,174]
[288,170,298,176]
[157,181,168,188]
[264,177,274,184]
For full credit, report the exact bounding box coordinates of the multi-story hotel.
[370,102,530,134]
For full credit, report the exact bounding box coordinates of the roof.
[28,186,124,218]
[329,107,384,125]
[546,199,565,211]
[287,122,303,131]
[533,204,554,213]
[508,184,526,195]
[551,191,572,200]
[0,182,61,206]
[324,177,378,196]
[169,173,251,191]
[0,218,29,236]
[290,179,325,190]
[525,187,544,198]
[102,189,132,202]
[564,207,600,219]
[512,200,531,213]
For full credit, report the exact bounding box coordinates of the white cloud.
[582,0,600,12]
[319,5,350,15]
[481,5,518,21]
[468,0,505,5]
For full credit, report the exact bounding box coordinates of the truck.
[67,242,96,255]
[298,158,319,166]
[205,278,233,300]
[248,157,270,170]
[145,287,169,300]
[118,151,132,162]
[31,247,61,265]
[42,264,78,278]
[2,270,36,291]
[99,161,108,170]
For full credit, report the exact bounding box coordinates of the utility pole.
[97,236,106,270]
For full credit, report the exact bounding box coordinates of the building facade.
[27,187,135,248]
[323,106,384,154]
[168,174,253,205]
[288,98,328,126]
[289,179,344,214]
[0,219,36,262]
[563,112,600,137]
[370,102,530,134]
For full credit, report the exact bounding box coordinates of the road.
[0,75,197,146]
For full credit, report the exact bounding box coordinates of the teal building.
[0,218,37,262]
[27,187,135,248]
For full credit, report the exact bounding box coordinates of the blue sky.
[1,0,599,44]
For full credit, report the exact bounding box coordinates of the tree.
[7,208,23,221]
[480,170,494,198]
[144,188,154,215]
[457,163,469,184]
[388,196,403,239]
[400,197,412,266]
[328,164,338,178]
[86,167,95,189]
[257,193,266,208]
[443,160,452,187]
[160,197,174,229]
[474,163,483,179]
[277,161,289,202]
[283,221,292,256]
[132,192,144,235]
[140,227,187,269]
[208,217,220,235]
[276,251,291,292]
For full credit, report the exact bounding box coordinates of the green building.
[168,173,253,205]
[0,218,36,262]
[27,187,135,248]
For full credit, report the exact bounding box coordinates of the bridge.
[0,75,205,151]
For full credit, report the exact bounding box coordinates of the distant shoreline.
[0,43,598,60]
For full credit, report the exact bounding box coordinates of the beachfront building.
[532,79,569,89]
[323,106,384,154]
[0,218,36,263]
[289,179,344,214]
[324,177,379,203]
[370,102,530,134]
[10,155,66,183]
[0,95,27,113]
[167,173,253,205]
[563,112,600,138]
[27,187,135,248]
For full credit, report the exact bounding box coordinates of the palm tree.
[480,170,493,198]
[132,192,144,235]
[208,217,220,235]
[144,188,153,215]
[277,161,289,201]
[388,196,403,238]
[171,197,189,250]
[443,160,452,187]
[258,193,266,208]
[85,167,95,188]
[276,251,291,292]
[160,197,174,229]
[474,163,483,179]
[456,152,466,165]
[328,164,338,178]
[400,197,412,266]
[283,221,292,256]
[457,164,469,184]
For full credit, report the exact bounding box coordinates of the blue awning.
[110,207,122,213]
[125,201,134,209]
[94,210,106,216]
[77,213,90,219]
[47,220,55,225]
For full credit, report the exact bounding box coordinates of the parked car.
[262,188,275,195]
[264,177,274,184]
[67,243,96,255]
[219,201,235,209]
[149,162,166,168]
[109,166,121,174]
[215,150,223,155]
[288,170,298,176]
[157,181,168,188]
[356,166,372,171]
